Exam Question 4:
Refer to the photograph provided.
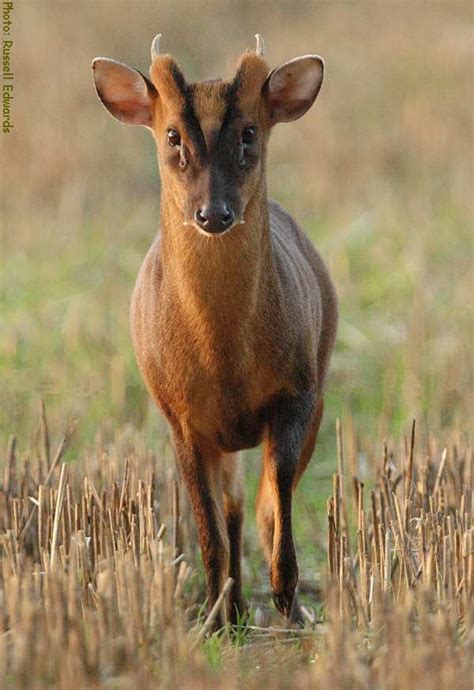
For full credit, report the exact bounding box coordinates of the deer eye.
[242,125,256,146]
[167,129,181,147]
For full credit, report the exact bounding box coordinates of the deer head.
[92,35,324,236]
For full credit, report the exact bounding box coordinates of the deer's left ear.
[263,55,324,124]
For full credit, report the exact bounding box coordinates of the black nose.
[194,204,235,234]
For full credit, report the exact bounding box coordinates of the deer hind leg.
[172,431,229,630]
[256,394,324,623]
[222,452,246,623]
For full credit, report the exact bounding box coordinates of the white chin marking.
[183,220,244,238]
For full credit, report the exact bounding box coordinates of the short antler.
[255,34,264,56]
[151,34,162,61]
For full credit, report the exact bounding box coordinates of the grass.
[0,411,472,689]
[0,1,472,688]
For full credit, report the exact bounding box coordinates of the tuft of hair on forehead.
[233,52,270,113]
[189,80,230,122]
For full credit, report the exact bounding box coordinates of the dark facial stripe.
[170,65,243,162]
[219,72,242,134]
[170,64,207,160]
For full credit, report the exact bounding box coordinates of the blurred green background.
[0,1,472,575]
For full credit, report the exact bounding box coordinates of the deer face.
[92,36,324,236]
[150,67,268,236]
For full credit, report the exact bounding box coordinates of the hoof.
[270,560,299,621]
[272,588,298,620]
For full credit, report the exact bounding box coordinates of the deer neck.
[159,183,274,333]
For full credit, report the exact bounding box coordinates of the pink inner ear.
[107,98,152,125]
[93,58,154,126]
[266,56,324,124]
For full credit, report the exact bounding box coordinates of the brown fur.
[94,46,337,627]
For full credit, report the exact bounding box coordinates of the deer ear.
[92,58,157,126]
[263,55,324,124]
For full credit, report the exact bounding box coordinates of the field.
[0,1,472,688]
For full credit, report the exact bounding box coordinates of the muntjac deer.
[92,34,337,628]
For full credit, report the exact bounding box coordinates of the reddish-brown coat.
[93,43,337,626]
